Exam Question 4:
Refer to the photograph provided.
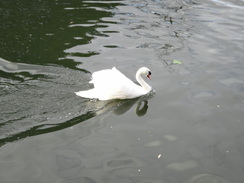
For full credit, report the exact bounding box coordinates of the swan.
[75,67,152,100]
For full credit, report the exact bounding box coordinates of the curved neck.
[136,71,151,92]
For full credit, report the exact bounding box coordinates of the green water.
[1,0,114,67]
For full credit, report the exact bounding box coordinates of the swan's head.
[139,67,152,80]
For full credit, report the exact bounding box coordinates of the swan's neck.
[136,71,151,92]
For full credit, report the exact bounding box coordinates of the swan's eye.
[147,71,151,79]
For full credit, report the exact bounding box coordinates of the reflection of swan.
[135,100,148,116]
[75,67,152,100]
[113,99,148,116]
[95,92,154,116]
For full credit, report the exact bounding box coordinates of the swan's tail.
[75,89,98,99]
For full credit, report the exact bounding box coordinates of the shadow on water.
[0,111,95,147]
[0,0,122,68]
[0,93,153,147]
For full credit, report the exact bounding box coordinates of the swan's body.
[75,67,152,100]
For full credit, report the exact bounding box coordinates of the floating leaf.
[173,59,183,64]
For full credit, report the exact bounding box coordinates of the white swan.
[75,67,152,100]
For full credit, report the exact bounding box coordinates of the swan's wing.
[90,67,131,82]
[90,67,135,88]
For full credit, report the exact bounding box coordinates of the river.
[0,0,244,182]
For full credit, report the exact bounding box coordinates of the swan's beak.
[147,74,151,80]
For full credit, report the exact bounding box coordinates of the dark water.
[0,0,244,182]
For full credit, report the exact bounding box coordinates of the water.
[0,0,244,182]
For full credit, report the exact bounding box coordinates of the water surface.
[0,0,244,182]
